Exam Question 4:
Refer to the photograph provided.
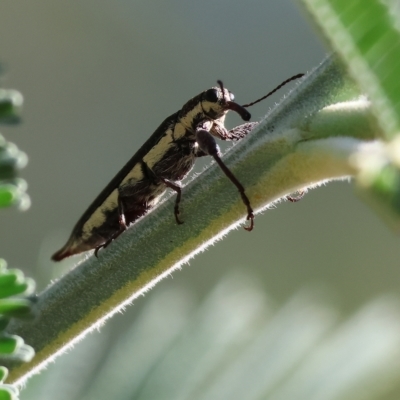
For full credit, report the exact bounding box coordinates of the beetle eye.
[204,88,219,103]
[229,92,235,101]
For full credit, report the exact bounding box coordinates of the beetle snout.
[227,101,251,121]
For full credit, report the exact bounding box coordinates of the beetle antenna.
[242,73,304,108]
[217,80,227,102]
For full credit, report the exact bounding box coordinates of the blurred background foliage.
[1,0,400,399]
[0,87,37,399]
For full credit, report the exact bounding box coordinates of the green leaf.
[0,389,12,400]
[0,319,10,333]
[301,0,400,228]
[0,136,29,209]
[0,271,35,299]
[0,90,23,125]
[0,300,32,318]
[0,186,17,208]
[356,161,400,228]
[0,282,33,300]
[0,336,22,355]
[301,0,400,139]
[0,141,28,180]
[0,183,30,211]
[13,344,34,363]
[0,367,8,384]
[0,271,20,288]
[0,261,7,273]
[0,385,18,400]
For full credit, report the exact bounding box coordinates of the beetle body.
[52,86,255,261]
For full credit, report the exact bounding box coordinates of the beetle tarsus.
[94,226,126,257]
[94,245,102,258]
[161,178,184,224]
[287,190,305,202]
[175,208,184,225]
[244,211,254,232]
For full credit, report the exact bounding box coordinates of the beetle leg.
[196,128,254,231]
[211,121,258,141]
[94,196,128,257]
[161,178,183,224]
[117,196,128,229]
[141,160,183,224]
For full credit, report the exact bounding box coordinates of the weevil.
[52,75,303,261]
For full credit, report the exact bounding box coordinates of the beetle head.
[201,82,251,122]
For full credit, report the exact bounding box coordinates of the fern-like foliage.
[0,87,36,400]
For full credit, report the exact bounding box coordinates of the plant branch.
[2,57,380,385]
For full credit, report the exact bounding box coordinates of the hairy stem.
[2,57,379,385]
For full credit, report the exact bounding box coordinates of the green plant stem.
[2,57,379,385]
[301,0,400,138]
